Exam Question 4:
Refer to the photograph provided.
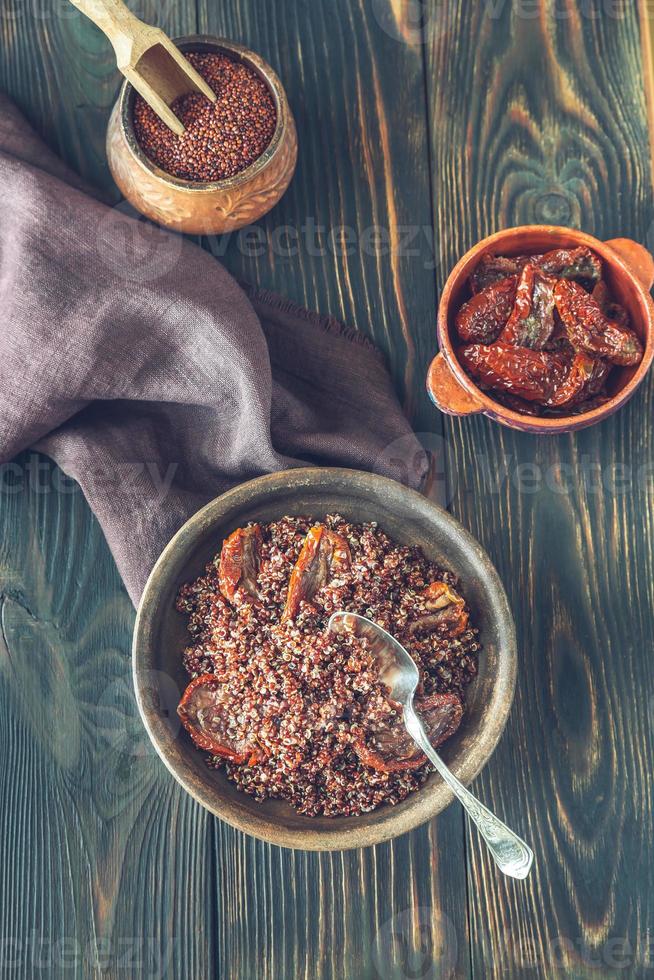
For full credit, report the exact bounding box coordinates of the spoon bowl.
[328,612,420,702]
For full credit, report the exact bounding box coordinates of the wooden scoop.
[68,0,216,136]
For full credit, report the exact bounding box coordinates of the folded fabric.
[0,95,422,605]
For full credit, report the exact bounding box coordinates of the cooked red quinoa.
[176,515,480,817]
[133,52,277,181]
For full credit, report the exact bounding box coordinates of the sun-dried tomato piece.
[591,280,629,328]
[470,253,534,293]
[499,263,557,349]
[493,392,543,416]
[546,352,610,408]
[455,276,517,344]
[555,279,643,367]
[543,311,573,353]
[283,525,351,621]
[177,674,261,764]
[458,343,568,402]
[219,525,262,604]
[544,393,612,417]
[470,247,602,295]
[354,692,463,772]
[537,246,602,283]
[409,582,469,636]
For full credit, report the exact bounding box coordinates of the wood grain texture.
[0,466,215,980]
[0,2,219,977]
[425,1,654,975]
[0,1,464,978]
[2,0,654,977]
[196,0,442,434]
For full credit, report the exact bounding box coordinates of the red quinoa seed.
[176,516,480,818]
[133,52,277,182]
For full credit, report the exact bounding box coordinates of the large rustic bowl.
[133,468,516,850]
[427,225,654,434]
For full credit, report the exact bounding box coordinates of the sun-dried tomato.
[219,525,263,604]
[470,246,601,297]
[353,692,463,773]
[554,279,643,366]
[537,246,602,283]
[177,674,262,764]
[409,582,469,637]
[456,276,517,344]
[546,352,610,408]
[542,311,573,353]
[470,253,533,293]
[458,343,568,402]
[591,280,629,328]
[283,525,351,621]
[494,392,543,416]
[499,263,557,349]
[544,393,611,417]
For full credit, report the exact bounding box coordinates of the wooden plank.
[197,0,442,434]
[0,3,220,977]
[425,1,654,975]
[640,0,654,188]
[195,2,469,978]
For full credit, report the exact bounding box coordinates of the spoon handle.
[404,705,533,880]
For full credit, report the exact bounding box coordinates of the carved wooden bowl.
[106,36,298,235]
[132,468,517,851]
[428,226,654,433]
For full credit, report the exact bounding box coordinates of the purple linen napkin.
[0,95,421,604]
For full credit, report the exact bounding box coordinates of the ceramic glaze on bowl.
[427,226,654,434]
[132,468,517,851]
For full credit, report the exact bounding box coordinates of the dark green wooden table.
[2,2,653,977]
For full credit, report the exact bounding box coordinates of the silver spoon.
[328,612,533,880]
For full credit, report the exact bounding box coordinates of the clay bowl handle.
[605,238,654,290]
[427,352,484,417]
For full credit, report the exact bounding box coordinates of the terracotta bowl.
[107,36,298,235]
[427,225,654,434]
[132,468,517,851]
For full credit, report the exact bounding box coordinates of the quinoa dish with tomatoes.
[175,515,480,817]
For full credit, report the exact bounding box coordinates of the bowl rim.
[117,34,291,194]
[436,224,654,434]
[132,467,517,850]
